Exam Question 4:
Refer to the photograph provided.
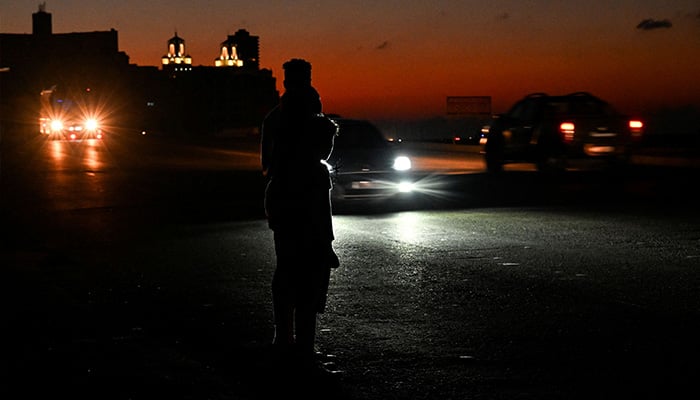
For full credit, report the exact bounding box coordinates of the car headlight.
[50,119,64,132]
[393,156,411,171]
[84,118,99,131]
[397,180,415,193]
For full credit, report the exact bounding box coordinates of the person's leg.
[272,236,295,346]
[271,282,294,345]
[294,305,317,359]
[294,246,323,361]
[327,241,340,268]
[295,255,331,360]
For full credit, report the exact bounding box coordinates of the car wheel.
[485,153,504,173]
[535,154,565,173]
[484,135,504,173]
[535,135,565,173]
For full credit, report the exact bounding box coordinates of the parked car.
[325,116,415,202]
[482,92,643,173]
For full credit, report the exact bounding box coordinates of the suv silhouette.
[483,92,643,173]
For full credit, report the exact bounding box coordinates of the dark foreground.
[2,131,700,400]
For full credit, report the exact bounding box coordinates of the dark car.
[325,117,415,202]
[39,86,105,141]
[482,92,643,173]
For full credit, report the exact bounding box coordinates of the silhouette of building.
[215,29,259,70]
[1,4,136,132]
[32,2,52,37]
[215,35,244,67]
[0,4,132,128]
[162,32,193,75]
[150,29,278,136]
[0,5,279,136]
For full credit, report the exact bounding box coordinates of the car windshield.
[544,98,616,117]
[334,121,389,149]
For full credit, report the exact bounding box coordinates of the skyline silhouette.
[2,1,699,120]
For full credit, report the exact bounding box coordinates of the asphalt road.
[2,128,700,399]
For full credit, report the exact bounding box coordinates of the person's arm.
[261,106,279,177]
[315,114,339,161]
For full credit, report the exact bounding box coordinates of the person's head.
[280,86,322,115]
[283,58,312,90]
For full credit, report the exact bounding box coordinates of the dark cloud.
[375,41,389,50]
[496,12,510,21]
[636,18,672,30]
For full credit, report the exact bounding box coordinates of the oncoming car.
[325,117,415,202]
[39,85,105,140]
[482,92,643,173]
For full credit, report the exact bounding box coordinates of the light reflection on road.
[83,140,103,170]
[48,138,105,171]
[43,138,109,211]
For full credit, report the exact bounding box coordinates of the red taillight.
[629,119,644,139]
[629,120,643,131]
[559,122,575,142]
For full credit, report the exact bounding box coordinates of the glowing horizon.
[2,1,698,120]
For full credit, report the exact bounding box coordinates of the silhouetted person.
[261,58,340,376]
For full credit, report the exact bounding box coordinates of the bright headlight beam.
[84,118,99,131]
[393,156,411,171]
[397,181,415,193]
[50,119,63,131]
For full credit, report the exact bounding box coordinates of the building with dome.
[215,29,259,70]
[162,32,193,75]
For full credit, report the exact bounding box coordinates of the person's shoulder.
[309,113,339,135]
[264,104,281,118]
[262,105,281,126]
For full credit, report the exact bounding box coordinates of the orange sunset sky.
[2,1,699,121]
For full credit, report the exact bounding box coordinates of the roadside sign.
[446,96,492,116]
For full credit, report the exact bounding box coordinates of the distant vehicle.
[325,117,415,202]
[39,85,105,140]
[482,92,643,173]
[452,131,485,145]
[451,118,490,145]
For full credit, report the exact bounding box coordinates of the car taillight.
[559,122,575,142]
[629,119,644,138]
